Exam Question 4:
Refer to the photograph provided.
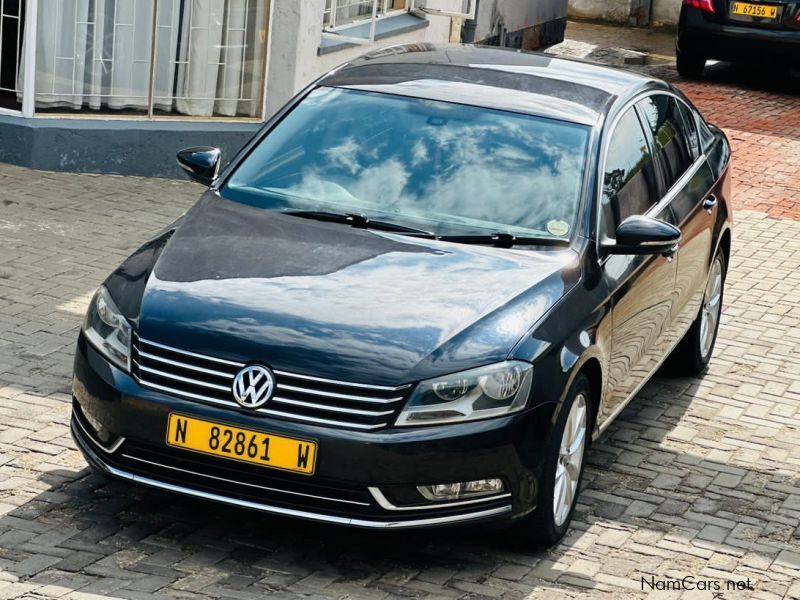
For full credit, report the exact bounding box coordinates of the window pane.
[325,0,384,28]
[602,108,660,238]
[0,0,24,111]
[637,96,694,191]
[32,0,153,115]
[677,101,701,160]
[152,0,267,117]
[224,87,590,239]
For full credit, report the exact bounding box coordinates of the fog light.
[417,478,504,501]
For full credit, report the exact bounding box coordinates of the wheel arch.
[554,347,606,444]
[718,226,732,267]
[578,357,603,441]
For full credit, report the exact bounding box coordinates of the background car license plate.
[730,2,778,18]
[166,413,317,474]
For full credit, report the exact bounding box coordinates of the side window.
[602,108,660,239]
[677,101,701,159]
[636,95,694,191]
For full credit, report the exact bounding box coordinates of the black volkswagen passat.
[72,44,732,545]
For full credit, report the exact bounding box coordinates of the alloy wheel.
[553,393,587,527]
[699,257,723,358]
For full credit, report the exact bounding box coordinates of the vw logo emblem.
[232,365,275,409]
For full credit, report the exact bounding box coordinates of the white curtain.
[173,0,264,117]
[20,0,264,117]
[22,0,156,110]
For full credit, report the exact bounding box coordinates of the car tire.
[670,249,727,375]
[512,373,591,547]
[676,47,706,79]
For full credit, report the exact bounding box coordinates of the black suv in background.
[677,0,800,77]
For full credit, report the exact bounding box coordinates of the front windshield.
[223,87,590,239]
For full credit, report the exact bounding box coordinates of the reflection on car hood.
[137,193,580,385]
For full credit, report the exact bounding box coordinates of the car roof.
[318,44,666,127]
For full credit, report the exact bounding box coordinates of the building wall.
[568,0,681,26]
[265,0,460,118]
[568,0,630,24]
[569,0,681,26]
[473,0,569,44]
[650,0,681,26]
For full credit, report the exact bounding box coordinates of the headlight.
[396,361,533,426]
[82,285,131,372]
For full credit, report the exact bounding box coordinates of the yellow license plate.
[166,413,317,475]
[730,2,778,18]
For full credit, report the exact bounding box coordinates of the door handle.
[703,195,718,214]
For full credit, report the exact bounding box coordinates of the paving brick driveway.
[2,33,800,600]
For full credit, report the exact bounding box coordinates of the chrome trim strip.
[137,350,236,379]
[73,412,126,454]
[646,153,707,220]
[270,396,395,417]
[73,427,512,529]
[136,379,390,430]
[136,378,236,407]
[273,369,411,392]
[122,454,371,506]
[368,487,512,512]
[137,337,246,368]
[137,363,232,392]
[276,383,404,404]
[255,407,388,430]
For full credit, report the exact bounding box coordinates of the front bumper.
[72,333,555,529]
[678,7,800,61]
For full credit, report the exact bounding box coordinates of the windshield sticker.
[546,220,570,237]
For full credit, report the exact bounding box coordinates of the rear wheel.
[676,46,706,79]
[670,250,726,375]
[512,374,591,547]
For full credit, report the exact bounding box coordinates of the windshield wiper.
[422,232,570,248]
[281,209,433,236]
[281,211,565,248]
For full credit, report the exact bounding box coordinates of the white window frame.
[322,0,411,45]
[8,0,271,122]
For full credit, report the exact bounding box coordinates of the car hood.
[137,193,579,385]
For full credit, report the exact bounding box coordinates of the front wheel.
[512,374,591,547]
[676,46,706,79]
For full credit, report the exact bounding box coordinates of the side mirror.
[602,215,681,256]
[176,147,222,186]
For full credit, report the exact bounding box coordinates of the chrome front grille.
[130,334,411,430]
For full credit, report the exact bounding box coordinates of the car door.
[636,94,716,341]
[597,105,679,427]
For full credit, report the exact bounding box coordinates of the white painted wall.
[568,0,629,23]
[568,0,680,25]
[264,0,459,118]
[473,0,569,41]
[651,0,681,26]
